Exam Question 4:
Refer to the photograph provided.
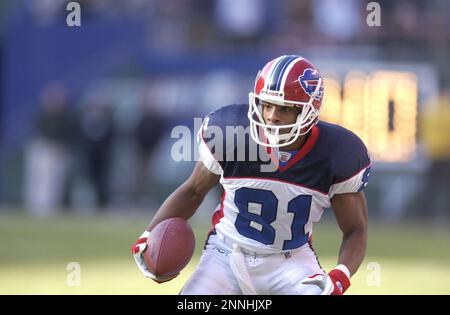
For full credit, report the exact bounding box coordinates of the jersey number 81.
[234,188,312,250]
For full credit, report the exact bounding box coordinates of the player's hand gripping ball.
[143,217,196,282]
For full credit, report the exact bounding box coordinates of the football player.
[132,55,370,295]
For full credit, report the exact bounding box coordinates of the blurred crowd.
[419,92,450,222]
[13,0,450,85]
[21,82,172,215]
[17,0,450,44]
[0,0,449,221]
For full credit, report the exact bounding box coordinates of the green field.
[0,213,449,294]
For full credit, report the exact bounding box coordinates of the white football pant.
[181,234,324,295]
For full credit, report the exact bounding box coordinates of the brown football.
[143,217,195,279]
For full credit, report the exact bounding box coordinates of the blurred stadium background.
[0,0,449,294]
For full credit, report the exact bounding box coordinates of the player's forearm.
[337,228,367,277]
[145,182,205,232]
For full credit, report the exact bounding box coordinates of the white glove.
[131,231,177,283]
[302,274,335,295]
[301,266,351,295]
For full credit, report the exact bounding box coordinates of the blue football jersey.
[198,104,371,254]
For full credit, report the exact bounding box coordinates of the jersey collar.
[277,125,320,172]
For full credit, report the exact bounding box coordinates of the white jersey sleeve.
[329,166,371,198]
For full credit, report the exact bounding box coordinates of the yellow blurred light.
[322,70,418,162]
[321,73,342,124]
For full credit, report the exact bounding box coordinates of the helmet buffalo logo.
[299,69,323,101]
